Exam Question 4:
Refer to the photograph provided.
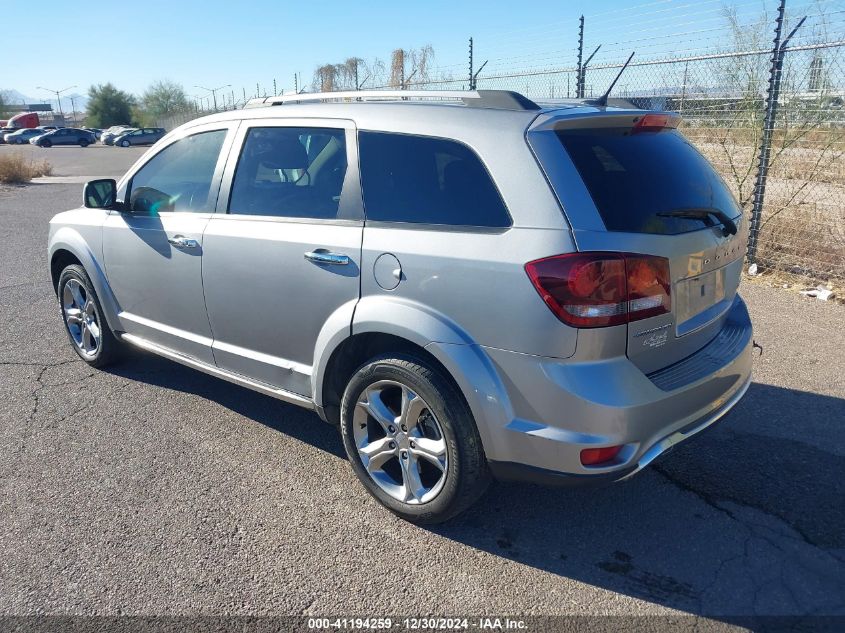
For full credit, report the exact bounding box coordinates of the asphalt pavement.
[0,146,843,624]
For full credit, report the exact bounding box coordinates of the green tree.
[139,80,189,124]
[85,83,136,127]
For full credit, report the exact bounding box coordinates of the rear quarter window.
[358,131,511,228]
[556,128,740,235]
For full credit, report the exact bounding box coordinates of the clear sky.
[1,0,836,104]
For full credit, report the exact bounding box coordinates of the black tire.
[120,139,130,147]
[340,354,490,524]
[40,139,51,148]
[79,139,89,147]
[57,264,123,368]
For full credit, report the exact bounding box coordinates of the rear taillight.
[525,252,670,328]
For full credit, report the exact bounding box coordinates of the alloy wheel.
[62,279,101,357]
[353,380,448,504]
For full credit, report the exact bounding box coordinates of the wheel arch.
[313,297,514,458]
[318,332,458,424]
[49,231,122,333]
[50,248,82,292]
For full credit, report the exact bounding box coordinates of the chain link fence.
[156,1,845,287]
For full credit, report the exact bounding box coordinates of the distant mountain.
[2,88,88,114]
[2,89,32,106]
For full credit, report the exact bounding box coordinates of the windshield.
[556,127,741,235]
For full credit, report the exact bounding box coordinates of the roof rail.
[244,89,540,111]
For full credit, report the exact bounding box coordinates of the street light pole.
[68,95,80,126]
[194,84,231,112]
[36,85,76,122]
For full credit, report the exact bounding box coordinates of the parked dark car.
[0,128,15,144]
[31,128,96,148]
[83,127,103,140]
[113,127,166,147]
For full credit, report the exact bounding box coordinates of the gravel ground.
[0,148,843,625]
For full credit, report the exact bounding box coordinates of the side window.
[228,127,347,220]
[128,129,226,214]
[358,132,510,228]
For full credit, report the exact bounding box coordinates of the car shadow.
[105,354,845,617]
[105,352,346,459]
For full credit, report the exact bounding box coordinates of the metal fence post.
[748,0,788,265]
[576,16,584,98]
[748,0,807,265]
[469,37,474,90]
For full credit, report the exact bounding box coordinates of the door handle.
[304,250,350,266]
[168,235,199,249]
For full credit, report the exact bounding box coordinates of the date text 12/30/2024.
[307,617,528,630]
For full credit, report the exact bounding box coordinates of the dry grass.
[0,153,53,184]
[681,125,845,289]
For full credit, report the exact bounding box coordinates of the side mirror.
[83,179,117,209]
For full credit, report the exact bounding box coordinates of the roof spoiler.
[528,109,682,133]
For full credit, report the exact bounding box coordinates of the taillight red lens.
[525,254,627,327]
[632,113,678,133]
[580,445,623,466]
[625,255,671,320]
[525,252,671,328]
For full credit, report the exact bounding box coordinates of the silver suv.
[48,90,753,523]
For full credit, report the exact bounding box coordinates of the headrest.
[250,135,308,170]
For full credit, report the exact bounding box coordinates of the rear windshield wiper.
[656,208,738,236]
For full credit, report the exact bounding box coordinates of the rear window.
[359,131,510,228]
[556,128,740,235]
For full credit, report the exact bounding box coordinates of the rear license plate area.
[676,268,726,331]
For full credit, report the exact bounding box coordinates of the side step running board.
[120,333,316,411]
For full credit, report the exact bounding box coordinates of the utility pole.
[36,85,75,122]
[68,95,78,125]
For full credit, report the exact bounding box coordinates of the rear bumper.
[489,372,750,486]
[480,295,753,483]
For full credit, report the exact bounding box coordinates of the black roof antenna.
[591,51,635,107]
